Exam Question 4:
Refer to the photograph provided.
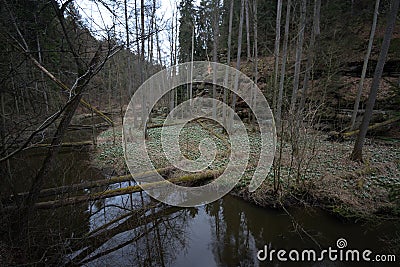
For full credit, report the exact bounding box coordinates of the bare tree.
[169,9,176,114]
[298,0,321,113]
[276,0,291,131]
[245,0,251,61]
[19,1,118,212]
[124,0,133,96]
[212,0,220,119]
[229,0,245,130]
[251,0,258,124]
[223,0,234,125]
[290,0,307,113]
[149,0,157,65]
[350,0,380,130]
[273,0,283,111]
[350,0,399,162]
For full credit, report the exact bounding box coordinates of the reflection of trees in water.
[205,196,311,267]
[206,198,258,267]
[67,198,196,267]
[17,204,91,264]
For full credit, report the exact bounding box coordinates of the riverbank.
[91,123,400,221]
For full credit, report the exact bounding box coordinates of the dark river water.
[2,124,398,267]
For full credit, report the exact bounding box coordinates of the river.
[2,121,398,266]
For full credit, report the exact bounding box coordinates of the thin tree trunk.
[350,0,399,162]
[223,0,234,126]
[169,10,175,114]
[22,1,110,213]
[36,33,49,113]
[26,53,114,125]
[141,0,145,63]
[245,0,251,61]
[190,25,194,105]
[174,8,179,113]
[174,11,178,66]
[24,47,107,210]
[1,92,16,198]
[155,23,163,68]
[273,0,283,112]
[9,68,20,115]
[124,0,133,96]
[251,0,258,124]
[26,79,86,209]
[229,0,245,130]
[141,0,146,126]
[276,0,291,131]
[149,0,156,65]
[299,0,321,113]
[212,0,220,119]
[134,0,142,131]
[350,0,380,130]
[290,0,307,113]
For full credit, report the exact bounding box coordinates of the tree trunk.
[276,0,291,131]
[223,0,234,126]
[190,25,195,105]
[149,0,156,65]
[299,0,321,113]
[124,0,133,96]
[350,0,380,130]
[229,0,245,131]
[24,46,104,209]
[9,167,172,200]
[212,0,220,119]
[140,0,147,130]
[245,0,251,61]
[156,23,163,67]
[251,0,258,124]
[169,10,175,114]
[141,0,145,63]
[342,116,400,138]
[36,33,49,113]
[23,170,222,209]
[350,0,399,162]
[22,2,110,213]
[273,0,283,112]
[290,0,307,113]
[25,89,82,209]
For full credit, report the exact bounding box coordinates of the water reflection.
[65,191,192,266]
[3,125,397,266]
[68,194,398,267]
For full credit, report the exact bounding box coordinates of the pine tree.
[178,0,196,62]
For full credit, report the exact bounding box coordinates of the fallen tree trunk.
[4,169,222,210]
[33,169,222,209]
[26,52,114,126]
[78,99,114,126]
[196,119,230,148]
[26,141,94,149]
[8,167,173,200]
[67,123,110,130]
[338,109,389,115]
[146,121,185,129]
[341,116,400,138]
[329,116,400,140]
[146,108,225,130]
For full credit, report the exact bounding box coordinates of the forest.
[0,0,399,266]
